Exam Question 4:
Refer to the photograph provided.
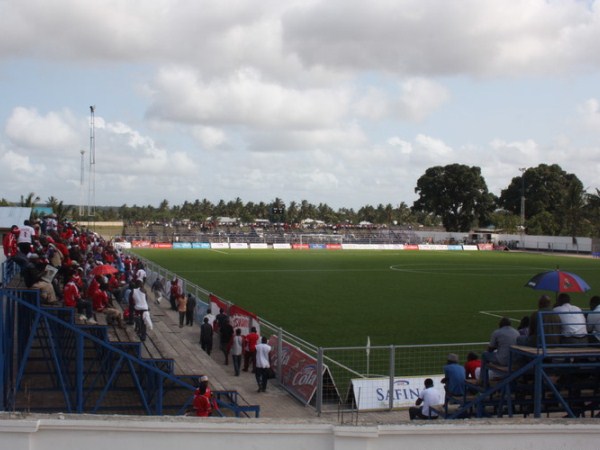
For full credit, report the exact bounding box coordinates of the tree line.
[3,163,599,237]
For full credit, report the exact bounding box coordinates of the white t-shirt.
[132,288,149,311]
[419,387,443,417]
[255,342,272,369]
[587,305,600,342]
[18,224,35,244]
[554,303,587,337]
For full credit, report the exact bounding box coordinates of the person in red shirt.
[87,275,101,299]
[192,375,218,417]
[242,327,260,373]
[92,285,109,312]
[63,276,95,324]
[2,225,19,258]
[192,385,212,417]
[464,351,482,381]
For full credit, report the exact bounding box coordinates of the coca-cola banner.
[229,304,260,336]
[268,336,333,405]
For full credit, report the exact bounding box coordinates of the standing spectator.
[409,378,443,420]
[219,318,234,365]
[586,296,600,343]
[135,263,147,284]
[169,278,181,311]
[255,336,272,393]
[185,293,196,326]
[441,353,465,397]
[2,225,19,258]
[231,328,244,376]
[200,317,213,355]
[17,220,36,255]
[482,317,519,366]
[176,293,187,328]
[203,309,215,328]
[151,277,165,305]
[132,279,149,341]
[243,326,260,373]
[553,293,588,344]
[215,308,228,332]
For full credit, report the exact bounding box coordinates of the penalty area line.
[479,309,530,323]
[210,249,229,255]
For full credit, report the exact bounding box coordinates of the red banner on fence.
[477,243,494,251]
[291,244,310,250]
[132,240,152,248]
[268,336,336,405]
[404,244,419,250]
[229,304,260,335]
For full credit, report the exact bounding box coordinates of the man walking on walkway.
[255,336,272,393]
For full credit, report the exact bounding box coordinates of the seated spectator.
[518,295,562,347]
[63,274,96,324]
[409,378,443,420]
[553,293,587,344]
[517,316,530,336]
[103,307,125,328]
[441,353,465,397]
[464,352,481,381]
[92,284,110,312]
[587,296,600,344]
[482,317,519,367]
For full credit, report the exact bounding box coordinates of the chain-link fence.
[318,342,487,414]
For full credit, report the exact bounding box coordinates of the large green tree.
[499,164,586,236]
[413,164,495,232]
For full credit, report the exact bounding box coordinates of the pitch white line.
[210,249,229,255]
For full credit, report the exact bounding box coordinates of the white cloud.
[283,0,600,76]
[191,126,228,149]
[146,66,350,129]
[5,107,79,151]
[578,98,600,131]
[396,78,450,121]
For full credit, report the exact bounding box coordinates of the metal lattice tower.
[79,149,85,216]
[87,106,96,218]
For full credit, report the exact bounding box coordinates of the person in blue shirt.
[441,353,466,396]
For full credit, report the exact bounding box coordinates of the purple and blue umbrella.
[525,269,591,293]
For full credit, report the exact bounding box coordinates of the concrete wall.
[1,414,600,450]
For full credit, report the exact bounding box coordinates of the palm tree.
[20,192,40,207]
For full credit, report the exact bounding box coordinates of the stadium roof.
[0,207,31,230]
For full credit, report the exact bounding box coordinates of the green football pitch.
[132,249,600,347]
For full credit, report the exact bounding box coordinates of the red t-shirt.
[63,281,80,308]
[245,332,259,352]
[193,391,212,417]
[465,359,482,379]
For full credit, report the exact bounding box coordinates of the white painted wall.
[1,415,600,450]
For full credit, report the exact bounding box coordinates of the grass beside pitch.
[132,249,600,347]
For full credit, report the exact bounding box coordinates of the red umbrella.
[90,264,118,276]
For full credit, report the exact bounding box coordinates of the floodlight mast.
[519,167,526,241]
[79,149,85,216]
[87,106,96,220]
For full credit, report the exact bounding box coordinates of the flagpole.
[366,336,370,378]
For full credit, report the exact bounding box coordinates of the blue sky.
[1,0,599,210]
